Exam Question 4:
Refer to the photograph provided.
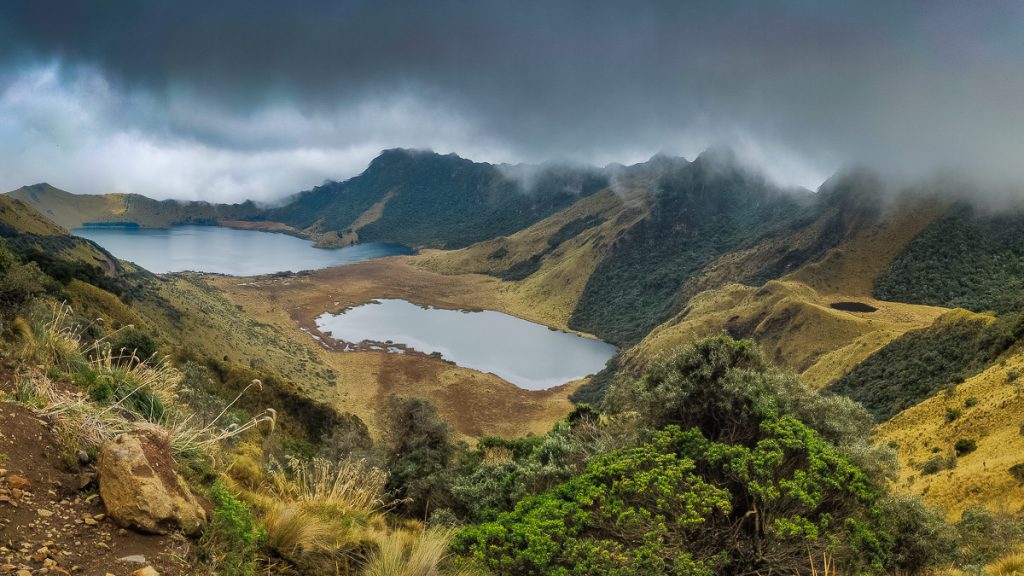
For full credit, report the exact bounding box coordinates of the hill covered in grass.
[8,183,261,230]
[265,148,610,249]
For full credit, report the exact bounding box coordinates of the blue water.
[73,225,412,275]
[316,299,617,390]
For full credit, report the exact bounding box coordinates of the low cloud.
[1,2,1024,201]
[0,63,512,201]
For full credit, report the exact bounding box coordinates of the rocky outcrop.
[97,429,206,535]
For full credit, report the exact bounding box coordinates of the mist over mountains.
[3,1,1024,200]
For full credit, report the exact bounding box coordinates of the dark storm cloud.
[0,0,1022,200]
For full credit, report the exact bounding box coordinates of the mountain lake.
[316,299,617,390]
[73,224,413,275]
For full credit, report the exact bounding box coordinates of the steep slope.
[619,280,945,389]
[828,308,1024,421]
[266,149,609,249]
[8,183,260,230]
[876,348,1024,517]
[566,151,818,345]
[415,187,648,326]
[874,202,1024,314]
[0,194,130,292]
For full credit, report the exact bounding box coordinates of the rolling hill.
[8,183,261,230]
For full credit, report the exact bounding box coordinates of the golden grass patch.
[622,280,946,388]
[876,348,1024,518]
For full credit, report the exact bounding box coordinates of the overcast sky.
[0,1,1022,202]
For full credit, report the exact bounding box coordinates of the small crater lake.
[73,225,413,275]
[316,299,617,390]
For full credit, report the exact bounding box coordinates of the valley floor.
[206,256,587,439]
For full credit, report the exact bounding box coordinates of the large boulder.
[97,428,206,535]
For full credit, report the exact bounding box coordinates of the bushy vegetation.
[270,149,607,249]
[568,155,816,345]
[828,310,1024,420]
[449,338,915,574]
[2,195,1022,575]
[0,238,46,322]
[874,203,1024,314]
[378,395,460,518]
[201,481,266,576]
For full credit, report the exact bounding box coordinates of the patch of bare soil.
[0,401,190,576]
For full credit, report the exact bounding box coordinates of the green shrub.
[379,395,458,518]
[964,396,978,408]
[200,481,265,576]
[874,204,1024,314]
[878,496,957,573]
[945,407,962,423]
[457,338,899,575]
[830,311,1021,421]
[105,326,158,363]
[1010,463,1024,483]
[921,455,954,475]
[954,439,977,457]
[0,239,46,321]
[956,506,1024,566]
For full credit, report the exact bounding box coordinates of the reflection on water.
[315,299,617,390]
[74,225,412,275]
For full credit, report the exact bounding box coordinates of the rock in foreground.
[97,429,206,535]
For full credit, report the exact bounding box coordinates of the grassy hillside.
[415,188,648,326]
[268,149,609,249]
[874,203,1024,314]
[567,152,818,345]
[877,348,1024,517]
[8,183,260,229]
[595,280,945,401]
[0,194,142,298]
[828,309,1024,421]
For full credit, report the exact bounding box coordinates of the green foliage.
[451,414,629,523]
[105,326,158,363]
[318,413,373,461]
[456,419,885,575]
[569,156,815,345]
[455,338,902,575]
[609,335,876,450]
[270,150,607,249]
[945,407,962,423]
[921,454,955,475]
[378,395,458,517]
[964,396,979,408]
[454,428,731,575]
[1010,463,1024,483]
[829,311,1023,421]
[877,496,957,573]
[954,438,977,456]
[956,506,1024,567]
[874,203,1024,314]
[569,354,620,406]
[73,364,167,422]
[0,238,46,321]
[201,481,266,576]
[496,215,607,281]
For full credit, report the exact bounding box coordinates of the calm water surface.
[74,225,412,275]
[316,299,617,390]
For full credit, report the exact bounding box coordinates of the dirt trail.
[0,399,189,576]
